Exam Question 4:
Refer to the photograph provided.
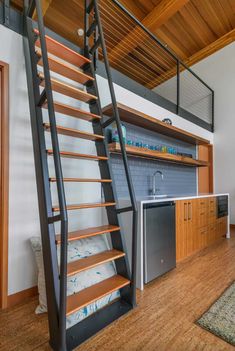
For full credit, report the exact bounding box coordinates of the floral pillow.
[30,234,120,329]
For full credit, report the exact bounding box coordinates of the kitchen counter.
[136,193,230,204]
[119,193,230,291]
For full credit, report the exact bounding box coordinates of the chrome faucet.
[152,170,164,195]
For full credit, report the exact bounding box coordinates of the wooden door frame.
[0,61,9,309]
[208,144,214,193]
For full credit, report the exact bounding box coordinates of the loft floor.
[1,230,235,351]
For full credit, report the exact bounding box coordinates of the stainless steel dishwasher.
[144,201,176,284]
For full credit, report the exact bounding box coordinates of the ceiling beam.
[108,0,190,65]
[146,28,235,89]
[185,28,235,67]
[33,0,52,20]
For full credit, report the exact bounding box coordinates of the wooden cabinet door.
[176,199,197,260]
[216,217,228,238]
[176,201,188,261]
[187,200,197,255]
[221,217,228,236]
[195,198,211,248]
[208,197,216,224]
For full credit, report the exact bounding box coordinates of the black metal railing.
[85,0,138,306]
[97,0,214,132]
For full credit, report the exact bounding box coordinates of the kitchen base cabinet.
[176,197,228,262]
[216,217,227,239]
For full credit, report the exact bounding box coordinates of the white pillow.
[30,234,120,329]
[30,237,47,314]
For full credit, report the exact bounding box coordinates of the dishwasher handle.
[143,201,175,210]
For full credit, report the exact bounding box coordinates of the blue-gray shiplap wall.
[109,123,197,199]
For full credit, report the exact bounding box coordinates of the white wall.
[190,43,235,223]
[0,25,40,294]
[153,71,212,125]
[97,76,213,143]
[0,24,214,294]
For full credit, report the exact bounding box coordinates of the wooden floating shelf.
[103,103,210,146]
[109,143,209,167]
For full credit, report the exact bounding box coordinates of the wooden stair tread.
[34,29,90,68]
[43,101,101,122]
[67,250,125,276]
[44,123,104,141]
[50,177,111,183]
[37,50,94,85]
[56,225,120,243]
[66,275,130,316]
[39,73,97,103]
[53,202,116,212]
[47,150,108,161]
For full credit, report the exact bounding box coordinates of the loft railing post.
[177,61,180,115]
[211,91,215,132]
[93,0,138,307]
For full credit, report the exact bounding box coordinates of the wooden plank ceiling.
[11,0,235,88]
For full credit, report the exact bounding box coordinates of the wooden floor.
[1,230,235,351]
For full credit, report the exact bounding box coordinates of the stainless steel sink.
[148,194,169,199]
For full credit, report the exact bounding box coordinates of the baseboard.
[7,286,38,308]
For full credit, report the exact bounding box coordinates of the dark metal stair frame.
[23,4,62,351]
[23,0,138,350]
[84,0,138,306]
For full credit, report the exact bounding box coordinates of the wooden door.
[198,145,214,194]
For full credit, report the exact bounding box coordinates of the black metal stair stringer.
[23,12,61,351]
[84,0,138,308]
[84,59,133,305]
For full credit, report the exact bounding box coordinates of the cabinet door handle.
[188,202,192,220]
[184,203,188,221]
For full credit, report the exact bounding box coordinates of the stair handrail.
[85,0,138,306]
[25,1,68,349]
